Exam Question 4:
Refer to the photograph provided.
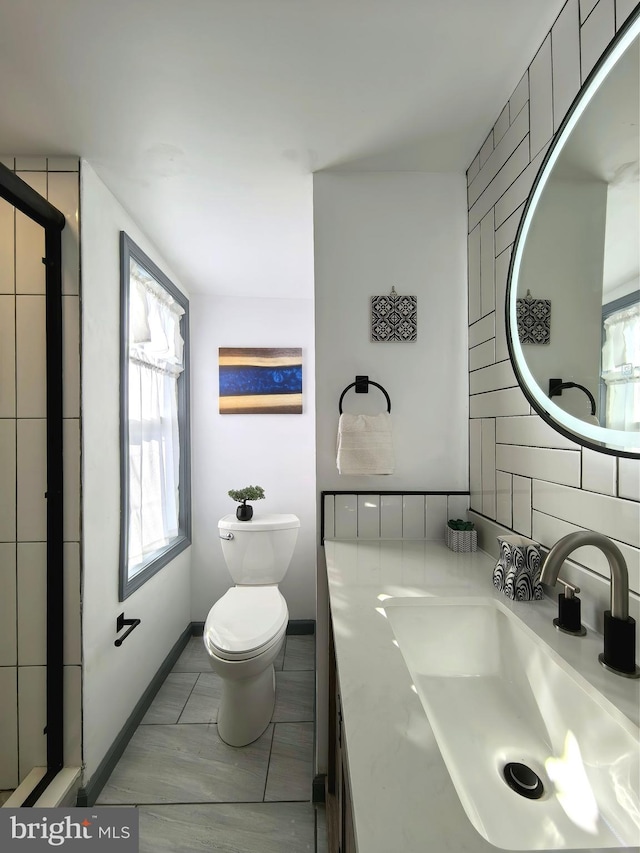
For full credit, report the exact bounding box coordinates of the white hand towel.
[336,412,395,475]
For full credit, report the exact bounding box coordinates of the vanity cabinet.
[327,614,357,853]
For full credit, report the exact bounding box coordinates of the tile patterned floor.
[98,634,324,852]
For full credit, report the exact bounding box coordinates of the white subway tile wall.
[0,157,81,787]
[324,493,470,541]
[466,1,640,639]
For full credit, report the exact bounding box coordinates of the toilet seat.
[204,586,288,661]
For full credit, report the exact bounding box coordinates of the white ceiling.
[0,0,564,298]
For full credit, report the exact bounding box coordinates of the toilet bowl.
[203,513,300,746]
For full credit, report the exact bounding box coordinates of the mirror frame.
[506,6,640,460]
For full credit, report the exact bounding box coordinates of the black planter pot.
[236,503,253,521]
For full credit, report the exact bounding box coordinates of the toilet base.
[217,664,276,747]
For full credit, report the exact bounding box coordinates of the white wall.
[190,295,316,621]
[314,172,469,493]
[313,170,469,777]
[466,0,640,643]
[80,161,191,781]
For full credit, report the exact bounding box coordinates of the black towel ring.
[339,376,391,414]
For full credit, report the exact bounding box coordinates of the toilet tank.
[218,513,300,584]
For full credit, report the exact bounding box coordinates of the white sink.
[384,597,640,850]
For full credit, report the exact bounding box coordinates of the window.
[119,232,191,599]
[601,292,640,434]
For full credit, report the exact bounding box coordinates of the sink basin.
[384,597,640,850]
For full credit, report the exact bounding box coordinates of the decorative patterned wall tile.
[532,480,640,548]
[0,667,18,788]
[470,387,530,419]
[469,339,495,372]
[402,495,425,539]
[380,495,402,538]
[552,0,581,130]
[480,210,495,317]
[482,419,496,518]
[0,296,16,416]
[581,448,616,495]
[497,444,581,486]
[529,35,554,157]
[580,0,615,80]
[496,471,513,528]
[0,545,16,666]
[618,459,640,502]
[512,475,532,537]
[468,312,495,348]
[357,495,380,538]
[0,198,14,294]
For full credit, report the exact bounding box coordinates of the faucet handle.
[557,576,580,598]
[553,576,586,636]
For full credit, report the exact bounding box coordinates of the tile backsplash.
[322,492,470,542]
[466,0,640,642]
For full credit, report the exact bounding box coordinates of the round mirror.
[507,8,640,458]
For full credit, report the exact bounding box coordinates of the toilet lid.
[205,586,288,657]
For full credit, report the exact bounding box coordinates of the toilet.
[203,512,300,746]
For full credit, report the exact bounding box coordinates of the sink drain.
[502,762,544,799]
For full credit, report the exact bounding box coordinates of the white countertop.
[324,539,640,853]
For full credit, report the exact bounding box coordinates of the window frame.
[119,231,191,600]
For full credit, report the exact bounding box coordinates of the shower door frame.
[0,162,66,805]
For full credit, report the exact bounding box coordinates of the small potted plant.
[228,485,265,521]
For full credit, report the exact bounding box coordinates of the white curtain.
[127,262,184,575]
[601,302,640,432]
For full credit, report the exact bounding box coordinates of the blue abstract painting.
[219,348,302,414]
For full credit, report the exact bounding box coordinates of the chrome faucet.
[541,531,640,678]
